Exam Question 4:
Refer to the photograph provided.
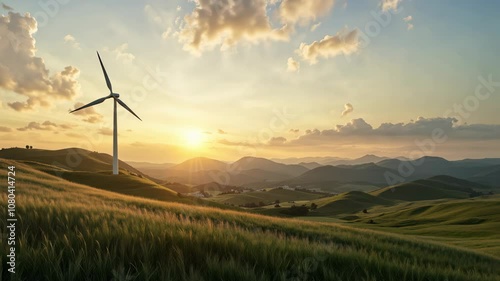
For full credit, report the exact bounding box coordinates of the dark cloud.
[2,4,13,11]
[17,120,74,131]
[71,102,104,123]
[0,126,13,132]
[268,136,287,145]
[98,128,113,136]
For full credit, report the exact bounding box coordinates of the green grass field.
[1,159,500,280]
[207,188,325,206]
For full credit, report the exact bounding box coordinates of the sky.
[1,0,499,163]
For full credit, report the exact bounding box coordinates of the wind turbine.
[70,51,142,175]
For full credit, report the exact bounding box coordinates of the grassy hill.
[207,188,325,206]
[1,159,499,280]
[348,196,500,257]
[371,176,484,201]
[311,191,394,216]
[231,156,309,177]
[0,147,146,176]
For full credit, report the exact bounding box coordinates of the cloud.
[0,12,80,111]
[289,129,300,133]
[217,129,227,134]
[17,120,73,131]
[279,0,335,25]
[310,22,321,32]
[268,136,287,145]
[287,57,300,72]
[112,44,135,63]
[98,128,113,136]
[218,139,254,147]
[341,103,354,117]
[63,34,81,50]
[381,0,401,12]
[297,28,359,64]
[70,102,104,123]
[279,0,335,24]
[178,0,288,54]
[288,117,500,146]
[2,3,13,10]
[403,15,413,30]
[0,126,13,132]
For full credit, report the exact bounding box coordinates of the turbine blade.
[116,98,142,121]
[70,96,110,113]
[97,51,113,93]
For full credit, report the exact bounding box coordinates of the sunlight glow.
[184,129,204,148]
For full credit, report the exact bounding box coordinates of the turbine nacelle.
[111,93,120,98]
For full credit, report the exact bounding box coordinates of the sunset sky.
[1,0,499,163]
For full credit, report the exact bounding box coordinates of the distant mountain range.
[2,148,498,193]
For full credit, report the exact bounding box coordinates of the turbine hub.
[112,93,120,98]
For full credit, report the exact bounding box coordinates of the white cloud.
[279,0,335,25]
[297,28,359,64]
[403,15,413,30]
[178,0,289,55]
[381,0,401,12]
[64,34,81,50]
[287,57,300,72]
[111,44,135,63]
[0,12,80,111]
[341,103,354,117]
[310,22,322,32]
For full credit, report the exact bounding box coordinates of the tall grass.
[1,159,499,281]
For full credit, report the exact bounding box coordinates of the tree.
[274,204,281,208]
[362,209,368,214]
[280,205,309,216]
[29,146,33,149]
[26,145,29,149]
[310,203,318,210]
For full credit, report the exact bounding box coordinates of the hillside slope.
[312,191,394,216]
[2,159,498,280]
[372,176,486,201]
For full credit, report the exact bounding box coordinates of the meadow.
[1,159,500,281]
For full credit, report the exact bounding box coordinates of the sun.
[184,129,204,148]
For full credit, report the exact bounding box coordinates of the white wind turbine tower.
[70,51,142,175]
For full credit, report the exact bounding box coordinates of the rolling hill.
[375,156,500,185]
[312,191,394,216]
[349,196,500,257]
[2,158,499,280]
[0,147,146,176]
[372,176,487,201]
[325,154,389,166]
[207,188,325,206]
[231,156,309,177]
[280,163,395,191]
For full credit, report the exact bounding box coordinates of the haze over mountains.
[126,152,500,191]
[2,148,498,194]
